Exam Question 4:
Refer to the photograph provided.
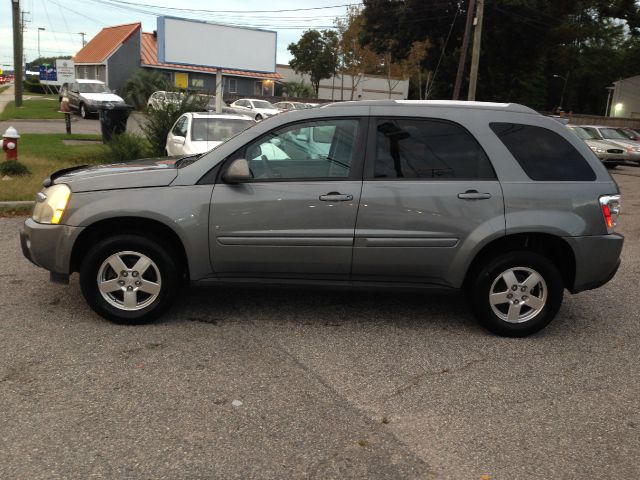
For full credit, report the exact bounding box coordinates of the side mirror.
[223,158,251,184]
[270,138,282,147]
[172,135,186,145]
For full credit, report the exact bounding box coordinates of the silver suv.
[20,101,623,337]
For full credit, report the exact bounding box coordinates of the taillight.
[599,195,621,233]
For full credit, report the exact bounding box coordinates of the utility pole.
[467,0,484,101]
[12,0,23,107]
[78,32,86,47]
[453,0,476,100]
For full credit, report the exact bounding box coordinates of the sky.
[0,0,357,71]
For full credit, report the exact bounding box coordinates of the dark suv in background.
[20,100,623,336]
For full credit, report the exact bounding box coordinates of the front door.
[352,117,505,286]
[210,117,366,279]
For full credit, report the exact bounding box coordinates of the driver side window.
[243,119,359,180]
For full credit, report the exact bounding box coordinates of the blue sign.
[39,64,57,82]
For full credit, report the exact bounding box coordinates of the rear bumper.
[567,233,624,293]
[20,218,83,280]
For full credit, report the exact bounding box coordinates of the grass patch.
[0,95,62,120]
[0,85,10,94]
[0,133,107,201]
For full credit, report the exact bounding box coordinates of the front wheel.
[80,234,181,324]
[469,251,564,337]
[79,103,88,119]
[255,114,263,121]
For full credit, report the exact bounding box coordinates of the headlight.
[32,184,71,224]
[590,146,605,153]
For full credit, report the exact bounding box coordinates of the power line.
[91,0,360,14]
[428,4,461,98]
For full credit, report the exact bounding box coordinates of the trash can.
[98,103,133,143]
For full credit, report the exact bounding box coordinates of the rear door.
[352,116,505,287]
[209,117,367,279]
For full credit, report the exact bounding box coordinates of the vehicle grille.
[607,149,624,154]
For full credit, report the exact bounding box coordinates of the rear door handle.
[458,190,492,200]
[319,192,353,202]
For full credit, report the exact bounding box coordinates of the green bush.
[23,78,48,94]
[121,69,172,110]
[141,94,207,157]
[0,160,31,176]
[103,133,152,163]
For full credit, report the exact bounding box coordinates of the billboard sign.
[157,16,277,73]
[39,59,74,85]
[39,64,57,82]
[56,59,75,84]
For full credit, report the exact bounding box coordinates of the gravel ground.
[0,169,639,479]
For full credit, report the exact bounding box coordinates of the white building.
[277,64,409,101]
[610,75,640,118]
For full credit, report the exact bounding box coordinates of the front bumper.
[20,218,83,282]
[567,233,624,293]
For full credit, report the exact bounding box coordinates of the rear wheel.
[255,114,263,121]
[469,251,564,337]
[80,234,181,324]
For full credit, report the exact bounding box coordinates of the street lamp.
[552,73,569,110]
[37,27,45,59]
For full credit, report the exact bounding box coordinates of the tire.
[255,114,263,121]
[605,163,617,170]
[80,234,181,325]
[468,251,564,337]
[80,103,88,119]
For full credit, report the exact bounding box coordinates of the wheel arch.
[70,216,190,280]
[464,232,576,290]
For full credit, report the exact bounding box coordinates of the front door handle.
[319,192,353,202]
[458,190,492,200]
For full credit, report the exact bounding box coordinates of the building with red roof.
[74,22,281,96]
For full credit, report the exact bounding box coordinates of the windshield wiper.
[175,153,203,168]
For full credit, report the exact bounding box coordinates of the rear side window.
[373,118,495,180]
[490,123,596,181]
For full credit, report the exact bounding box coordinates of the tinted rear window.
[490,123,595,181]
[374,118,495,180]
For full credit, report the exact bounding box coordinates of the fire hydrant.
[2,126,20,161]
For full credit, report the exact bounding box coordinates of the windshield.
[252,100,275,109]
[78,83,110,94]
[570,127,597,140]
[191,118,254,142]
[600,128,629,140]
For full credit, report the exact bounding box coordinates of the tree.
[360,0,640,112]
[335,6,380,99]
[121,69,171,110]
[281,81,315,98]
[288,30,339,95]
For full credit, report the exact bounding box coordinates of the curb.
[0,201,34,208]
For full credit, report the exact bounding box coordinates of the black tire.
[79,103,88,119]
[605,163,617,170]
[80,234,181,325]
[468,251,564,337]
[255,114,263,121]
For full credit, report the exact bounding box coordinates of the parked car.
[64,79,126,119]
[20,100,623,337]
[567,125,628,168]
[147,90,184,110]
[165,113,255,156]
[229,98,280,120]
[618,127,640,142]
[580,125,640,164]
[273,101,308,112]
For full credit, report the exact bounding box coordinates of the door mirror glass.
[224,158,252,183]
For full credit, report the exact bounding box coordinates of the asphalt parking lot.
[1,169,639,479]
